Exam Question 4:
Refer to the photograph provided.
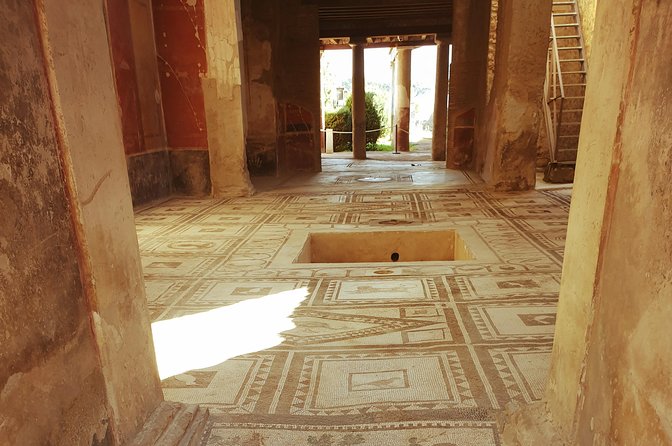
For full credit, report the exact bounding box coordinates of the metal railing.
[543,13,566,164]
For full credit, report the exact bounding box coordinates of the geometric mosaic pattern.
[135,161,571,445]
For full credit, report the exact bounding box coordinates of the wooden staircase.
[543,0,588,166]
[129,402,209,446]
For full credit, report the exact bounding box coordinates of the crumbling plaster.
[202,0,254,197]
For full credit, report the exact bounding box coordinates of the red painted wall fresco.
[152,0,208,149]
[106,0,145,155]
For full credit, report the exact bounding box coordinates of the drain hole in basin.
[390,252,400,262]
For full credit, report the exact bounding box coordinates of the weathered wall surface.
[0,2,110,444]
[242,0,321,175]
[153,0,207,150]
[126,150,173,205]
[152,0,213,196]
[479,0,551,191]
[42,0,163,442]
[446,0,491,170]
[576,0,597,63]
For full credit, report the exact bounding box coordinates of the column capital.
[348,36,367,47]
[435,34,451,45]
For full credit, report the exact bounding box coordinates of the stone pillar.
[1,1,164,444]
[446,0,471,169]
[395,47,412,152]
[350,39,366,159]
[480,0,552,191]
[432,37,450,161]
[446,0,491,170]
[502,2,672,444]
[202,0,254,197]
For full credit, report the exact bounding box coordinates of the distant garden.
[324,92,391,151]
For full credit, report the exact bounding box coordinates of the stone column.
[431,37,450,161]
[446,0,471,168]
[446,0,491,170]
[479,0,552,190]
[502,2,672,444]
[350,38,366,159]
[202,0,254,197]
[26,1,164,443]
[395,47,412,152]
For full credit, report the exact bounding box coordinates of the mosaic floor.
[136,160,571,446]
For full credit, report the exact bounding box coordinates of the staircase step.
[559,58,585,62]
[544,162,575,183]
[557,46,583,50]
[156,404,200,445]
[555,23,580,27]
[553,12,578,16]
[129,402,209,446]
[178,407,209,446]
[129,402,181,446]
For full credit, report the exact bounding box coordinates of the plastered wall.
[152,0,211,196]
[107,0,172,206]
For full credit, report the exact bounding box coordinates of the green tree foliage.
[324,92,384,151]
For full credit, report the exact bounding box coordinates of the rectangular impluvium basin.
[295,230,475,263]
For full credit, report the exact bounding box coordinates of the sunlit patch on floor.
[151,288,308,380]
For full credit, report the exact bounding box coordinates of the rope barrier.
[321,124,411,156]
[319,126,391,134]
[319,126,411,134]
